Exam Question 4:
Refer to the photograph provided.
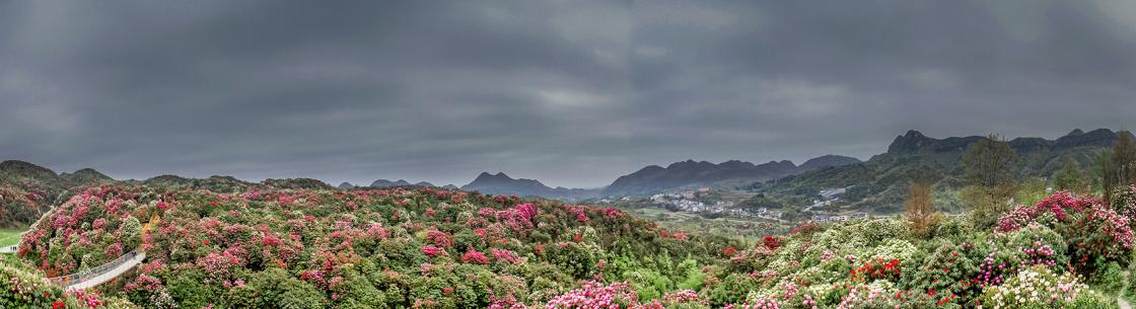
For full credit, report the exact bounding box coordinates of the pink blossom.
[491,248,521,264]
[545,281,637,309]
[421,245,446,257]
[156,200,172,211]
[426,230,454,248]
[461,249,489,264]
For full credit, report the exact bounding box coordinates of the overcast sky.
[2,1,1135,188]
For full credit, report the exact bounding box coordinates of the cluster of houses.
[811,212,870,223]
[645,189,794,221]
[648,189,736,214]
[605,186,881,224]
[806,187,849,211]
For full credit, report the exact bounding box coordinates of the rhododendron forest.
[2,181,1135,308]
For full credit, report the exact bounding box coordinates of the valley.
[3,128,1135,308]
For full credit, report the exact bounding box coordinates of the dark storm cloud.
[1,0,1134,187]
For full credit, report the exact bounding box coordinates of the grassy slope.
[0,228,24,247]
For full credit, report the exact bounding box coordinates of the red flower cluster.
[762,235,781,250]
[850,258,901,282]
[721,246,738,257]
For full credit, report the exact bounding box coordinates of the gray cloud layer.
[2,0,1134,187]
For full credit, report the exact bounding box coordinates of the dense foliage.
[16,185,734,308]
[8,183,1136,308]
[1,256,135,309]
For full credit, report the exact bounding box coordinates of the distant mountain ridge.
[758,128,1130,214]
[0,160,347,195]
[370,179,413,188]
[801,155,864,171]
[369,179,440,188]
[60,168,114,184]
[602,155,861,197]
[460,172,601,201]
[886,128,1121,156]
[6,127,1125,213]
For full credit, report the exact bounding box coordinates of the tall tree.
[1053,157,1088,194]
[1097,149,1117,204]
[1098,132,1136,205]
[1113,131,1136,186]
[904,181,940,238]
[963,134,1019,188]
[961,134,1019,227]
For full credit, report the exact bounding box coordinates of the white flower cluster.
[979,266,1084,308]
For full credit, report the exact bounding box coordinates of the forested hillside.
[752,129,1130,214]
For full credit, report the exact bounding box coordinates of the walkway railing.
[32,190,156,290]
[0,230,29,254]
[48,249,146,289]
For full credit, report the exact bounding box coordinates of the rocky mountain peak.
[887,130,934,154]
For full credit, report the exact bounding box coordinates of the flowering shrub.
[11,185,728,308]
[902,242,981,305]
[490,248,521,264]
[721,246,738,257]
[0,185,48,228]
[662,289,704,305]
[461,249,489,264]
[992,191,1133,275]
[835,281,935,309]
[1113,185,1136,218]
[9,185,1134,308]
[762,235,781,251]
[426,230,454,248]
[849,258,902,283]
[996,191,1094,232]
[1,259,67,308]
[1,259,136,308]
[725,297,781,309]
[545,281,637,308]
[978,266,1086,308]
